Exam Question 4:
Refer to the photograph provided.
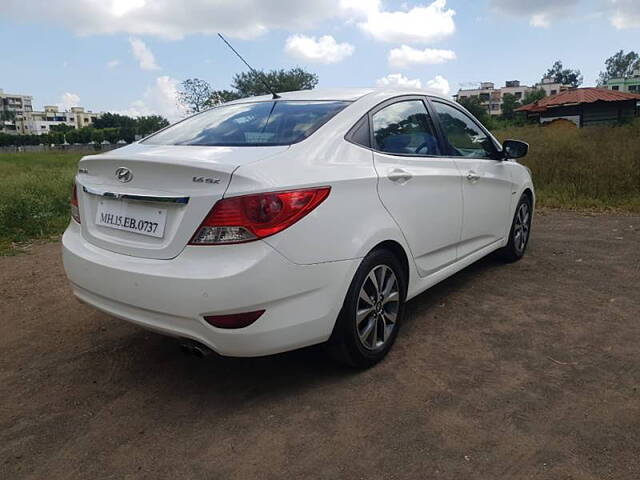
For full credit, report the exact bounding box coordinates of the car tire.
[499,193,533,263]
[328,249,407,368]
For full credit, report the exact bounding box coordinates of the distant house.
[516,88,640,127]
[453,78,570,117]
[603,69,640,94]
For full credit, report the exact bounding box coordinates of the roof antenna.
[217,33,280,99]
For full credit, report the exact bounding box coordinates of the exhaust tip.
[179,340,213,358]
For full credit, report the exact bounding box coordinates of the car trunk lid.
[76,143,289,259]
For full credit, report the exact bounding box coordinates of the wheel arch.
[369,239,411,289]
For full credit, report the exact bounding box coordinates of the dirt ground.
[1,211,639,480]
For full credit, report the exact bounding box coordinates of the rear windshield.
[143,100,349,146]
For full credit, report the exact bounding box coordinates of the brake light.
[190,187,330,245]
[71,183,81,224]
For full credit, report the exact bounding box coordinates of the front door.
[430,100,514,259]
[371,97,463,277]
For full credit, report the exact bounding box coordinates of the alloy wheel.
[513,202,531,254]
[356,265,400,351]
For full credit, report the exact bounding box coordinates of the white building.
[16,106,75,135]
[602,69,640,93]
[1,88,103,135]
[536,77,572,97]
[454,78,571,116]
[0,88,34,133]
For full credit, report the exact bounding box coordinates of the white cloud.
[58,92,80,110]
[119,76,186,122]
[490,0,579,28]
[376,73,422,89]
[529,13,551,28]
[0,0,348,40]
[111,0,145,17]
[107,59,120,69]
[425,75,450,96]
[375,74,451,96]
[494,0,640,30]
[359,0,456,43]
[129,37,159,70]
[609,0,640,28]
[284,34,354,64]
[388,45,456,68]
[339,0,380,17]
[1,0,458,43]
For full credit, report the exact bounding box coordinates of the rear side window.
[432,102,496,159]
[144,101,349,146]
[372,100,440,156]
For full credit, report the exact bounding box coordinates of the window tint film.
[372,100,439,156]
[432,102,496,159]
[144,101,349,146]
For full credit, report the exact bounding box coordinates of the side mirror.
[502,139,529,159]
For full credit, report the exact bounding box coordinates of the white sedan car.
[63,88,534,368]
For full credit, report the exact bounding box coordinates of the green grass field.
[1,123,639,255]
[0,152,83,254]
[497,121,640,211]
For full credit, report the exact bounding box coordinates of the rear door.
[370,97,463,277]
[429,99,513,259]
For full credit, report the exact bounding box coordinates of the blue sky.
[1,0,639,120]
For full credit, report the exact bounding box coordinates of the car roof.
[225,87,451,104]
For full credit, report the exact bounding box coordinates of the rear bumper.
[62,222,359,357]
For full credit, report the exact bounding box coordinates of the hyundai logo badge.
[115,167,133,183]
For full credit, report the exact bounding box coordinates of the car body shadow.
[81,251,509,406]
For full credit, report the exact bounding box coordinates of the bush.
[494,120,640,211]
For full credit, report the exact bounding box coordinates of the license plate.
[96,199,167,238]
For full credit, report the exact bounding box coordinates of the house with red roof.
[516,88,640,127]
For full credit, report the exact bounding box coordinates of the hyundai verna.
[62,88,534,368]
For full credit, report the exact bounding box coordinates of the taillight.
[190,187,330,245]
[71,183,81,224]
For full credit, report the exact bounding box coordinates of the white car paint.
[62,87,534,357]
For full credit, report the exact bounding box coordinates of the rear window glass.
[143,100,349,146]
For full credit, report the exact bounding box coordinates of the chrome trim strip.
[82,185,189,204]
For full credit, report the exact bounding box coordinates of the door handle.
[388,169,413,184]
[466,170,480,182]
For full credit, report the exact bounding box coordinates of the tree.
[49,124,75,134]
[209,89,243,106]
[178,67,318,112]
[100,127,120,143]
[500,93,519,120]
[457,96,491,126]
[0,109,16,128]
[93,112,137,130]
[136,115,170,136]
[48,131,64,145]
[90,129,104,144]
[598,50,640,85]
[231,67,318,97]
[522,89,546,106]
[66,129,81,144]
[544,60,583,88]
[178,78,214,114]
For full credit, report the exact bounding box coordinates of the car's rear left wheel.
[328,249,406,368]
